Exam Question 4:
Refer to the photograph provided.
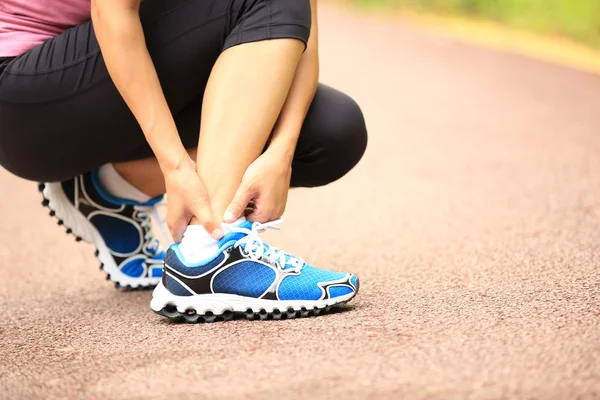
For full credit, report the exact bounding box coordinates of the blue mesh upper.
[218,221,253,247]
[151,268,163,278]
[278,266,347,301]
[212,262,276,298]
[165,275,193,296]
[120,257,145,278]
[165,247,226,276]
[328,285,354,298]
[90,214,141,254]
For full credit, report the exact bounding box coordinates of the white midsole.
[42,182,160,288]
[150,281,355,314]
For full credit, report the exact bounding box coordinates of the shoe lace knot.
[229,219,304,273]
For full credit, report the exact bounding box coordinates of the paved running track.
[1,4,599,400]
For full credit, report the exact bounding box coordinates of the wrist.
[157,147,193,174]
[144,124,193,174]
[267,138,296,165]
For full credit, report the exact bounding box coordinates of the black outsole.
[153,299,352,323]
[38,182,155,291]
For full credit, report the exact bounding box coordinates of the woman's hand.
[164,158,221,242]
[223,149,292,223]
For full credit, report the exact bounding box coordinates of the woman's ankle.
[98,163,154,202]
[112,158,167,198]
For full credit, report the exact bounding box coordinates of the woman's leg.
[195,40,304,222]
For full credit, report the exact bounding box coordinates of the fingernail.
[223,211,233,222]
[212,228,223,239]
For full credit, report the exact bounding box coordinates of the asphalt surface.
[1,4,599,400]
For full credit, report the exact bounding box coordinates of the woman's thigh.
[291,84,368,188]
[0,0,311,182]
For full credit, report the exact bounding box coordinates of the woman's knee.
[293,90,368,187]
[321,96,368,183]
[339,95,368,166]
[0,123,75,182]
[0,127,36,181]
[0,142,63,182]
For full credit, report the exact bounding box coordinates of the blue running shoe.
[151,220,359,322]
[39,170,166,289]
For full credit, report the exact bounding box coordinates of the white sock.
[178,217,246,264]
[97,163,152,203]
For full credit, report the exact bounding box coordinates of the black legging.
[0,0,367,187]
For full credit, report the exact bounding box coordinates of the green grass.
[349,0,600,48]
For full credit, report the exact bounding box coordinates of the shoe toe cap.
[327,274,359,299]
[351,274,359,293]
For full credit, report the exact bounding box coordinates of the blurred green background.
[349,0,600,48]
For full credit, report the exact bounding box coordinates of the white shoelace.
[229,220,304,273]
[134,201,169,256]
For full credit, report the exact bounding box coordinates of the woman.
[0,0,367,322]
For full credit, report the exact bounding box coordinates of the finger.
[275,204,286,220]
[168,213,188,243]
[190,197,222,239]
[246,203,272,223]
[247,211,270,223]
[224,183,255,223]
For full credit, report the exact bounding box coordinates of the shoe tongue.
[218,220,253,248]
[237,220,253,230]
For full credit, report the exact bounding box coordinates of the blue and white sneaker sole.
[150,280,359,322]
[39,182,161,290]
